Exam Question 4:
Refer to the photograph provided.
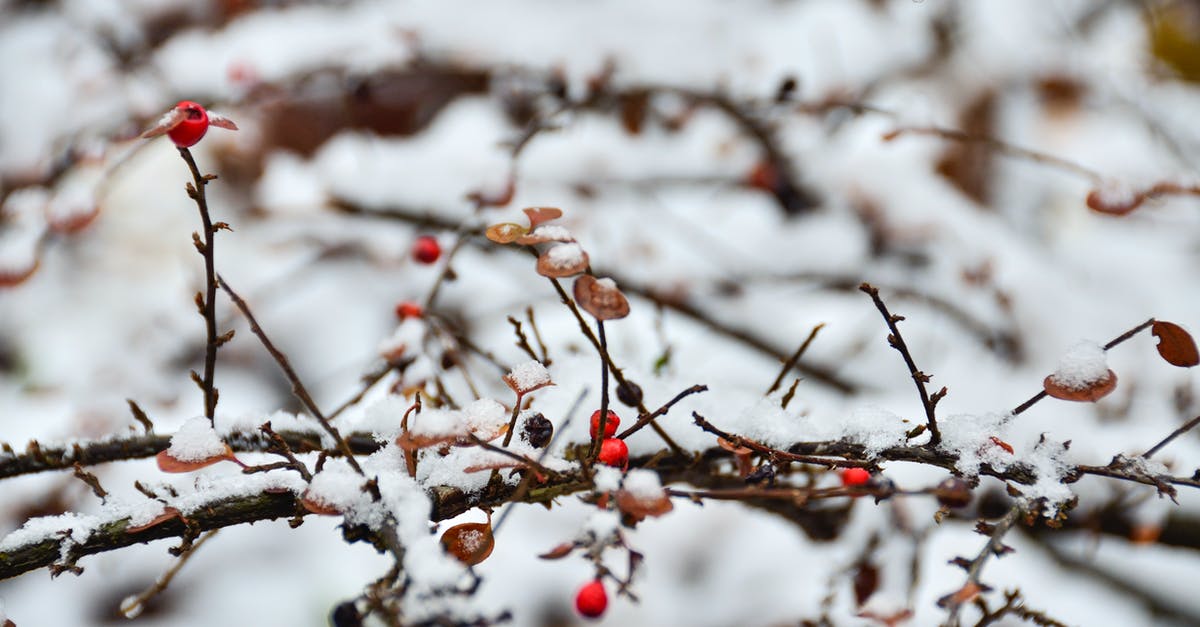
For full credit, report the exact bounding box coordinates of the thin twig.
[943,505,1022,626]
[545,276,687,457]
[119,530,218,619]
[692,412,872,469]
[766,323,825,395]
[177,147,223,424]
[860,283,942,446]
[589,320,611,462]
[617,384,708,440]
[884,126,1104,183]
[1011,318,1155,416]
[218,275,366,476]
[1142,414,1200,459]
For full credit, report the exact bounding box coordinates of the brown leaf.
[300,490,343,514]
[988,436,1014,454]
[155,445,237,473]
[1043,369,1117,402]
[1152,320,1199,367]
[0,261,39,288]
[523,207,562,229]
[538,542,576,560]
[485,222,527,244]
[853,562,880,606]
[127,507,184,533]
[936,581,986,609]
[573,275,630,321]
[1086,188,1145,216]
[535,243,589,278]
[441,521,494,565]
[515,225,575,245]
[615,488,674,523]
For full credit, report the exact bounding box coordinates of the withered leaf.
[536,243,589,278]
[1151,320,1199,367]
[300,493,342,516]
[155,445,238,473]
[441,521,495,565]
[853,562,880,606]
[127,507,184,533]
[523,207,563,228]
[1043,369,1117,402]
[486,223,527,244]
[615,488,674,523]
[573,275,630,321]
[538,542,576,560]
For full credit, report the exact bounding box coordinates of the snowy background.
[2,0,1200,625]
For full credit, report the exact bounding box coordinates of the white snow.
[1048,341,1110,390]
[541,242,587,270]
[166,417,228,462]
[505,360,552,394]
[621,468,665,500]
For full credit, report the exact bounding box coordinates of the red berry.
[574,580,607,619]
[394,301,423,320]
[597,438,628,469]
[412,235,441,264]
[589,410,621,439]
[167,101,210,148]
[840,467,871,487]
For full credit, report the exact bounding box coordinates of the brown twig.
[218,274,366,476]
[119,530,218,619]
[884,126,1103,183]
[942,505,1022,626]
[617,385,708,440]
[1011,318,1155,416]
[692,412,872,469]
[766,323,825,395]
[1142,414,1200,460]
[860,283,943,446]
[177,147,225,424]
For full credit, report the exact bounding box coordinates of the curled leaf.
[573,275,630,320]
[441,521,494,565]
[1152,320,1199,367]
[523,207,562,229]
[1043,369,1117,402]
[486,223,527,244]
[536,242,589,278]
[1086,186,1144,216]
[127,507,184,533]
[155,445,238,473]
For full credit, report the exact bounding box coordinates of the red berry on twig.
[597,438,628,469]
[575,580,608,618]
[141,100,238,148]
[413,235,441,264]
[394,301,423,320]
[840,467,871,487]
[590,410,621,439]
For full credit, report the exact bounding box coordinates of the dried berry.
[840,467,871,487]
[616,380,643,407]
[935,477,972,508]
[597,438,628,469]
[574,580,608,618]
[590,410,621,439]
[522,412,553,448]
[412,235,441,264]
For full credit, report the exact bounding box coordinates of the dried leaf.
[1043,369,1117,402]
[515,225,575,245]
[853,562,880,606]
[441,521,494,565]
[573,275,630,321]
[394,431,459,451]
[615,488,674,523]
[155,445,237,473]
[1086,188,1144,216]
[988,436,1014,454]
[538,542,576,560]
[300,493,342,516]
[536,243,589,278]
[523,207,562,228]
[0,262,39,288]
[127,507,184,533]
[486,222,527,244]
[936,581,986,608]
[1152,320,1199,367]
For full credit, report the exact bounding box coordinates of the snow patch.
[166,417,228,462]
[1048,341,1109,390]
